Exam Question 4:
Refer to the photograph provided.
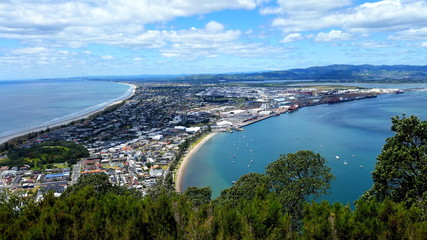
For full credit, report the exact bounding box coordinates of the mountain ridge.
[176,64,427,83]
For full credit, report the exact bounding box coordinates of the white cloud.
[161,41,285,59]
[10,47,49,55]
[271,13,338,33]
[281,33,303,43]
[205,21,225,33]
[261,0,352,15]
[336,0,427,32]
[0,0,260,43]
[161,53,182,58]
[97,21,242,50]
[390,27,427,41]
[101,55,114,60]
[269,0,427,34]
[0,1,266,51]
[354,41,395,48]
[0,47,83,67]
[315,30,352,42]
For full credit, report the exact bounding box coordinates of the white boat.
[336,156,340,159]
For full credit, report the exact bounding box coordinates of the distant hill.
[177,64,427,83]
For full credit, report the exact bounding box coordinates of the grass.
[54,163,68,168]
[0,158,8,164]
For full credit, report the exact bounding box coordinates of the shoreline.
[0,82,137,146]
[175,132,217,192]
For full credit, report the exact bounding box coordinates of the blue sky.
[1,0,427,80]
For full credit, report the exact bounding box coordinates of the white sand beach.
[0,83,137,146]
[175,132,217,192]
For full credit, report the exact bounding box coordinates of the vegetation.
[0,115,426,239]
[177,64,427,83]
[364,115,427,208]
[1,141,89,168]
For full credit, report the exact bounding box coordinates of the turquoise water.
[0,80,132,138]
[182,89,427,205]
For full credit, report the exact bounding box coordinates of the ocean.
[0,80,132,139]
[182,84,427,205]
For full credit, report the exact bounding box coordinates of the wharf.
[238,108,288,128]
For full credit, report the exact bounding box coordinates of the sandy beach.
[0,83,137,146]
[175,132,217,192]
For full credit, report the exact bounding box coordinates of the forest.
[0,115,425,239]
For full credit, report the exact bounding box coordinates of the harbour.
[181,89,427,204]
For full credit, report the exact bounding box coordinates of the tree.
[62,173,135,197]
[266,150,334,219]
[216,172,270,206]
[184,186,212,207]
[365,115,427,206]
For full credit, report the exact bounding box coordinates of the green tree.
[364,115,427,206]
[62,173,136,197]
[216,172,270,206]
[266,150,334,219]
[184,186,212,207]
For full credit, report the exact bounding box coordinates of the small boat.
[360,165,363,168]
[232,181,236,184]
[247,165,250,167]
[336,156,340,159]
[343,161,348,165]
[250,160,253,163]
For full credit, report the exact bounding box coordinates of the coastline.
[175,132,217,192]
[0,82,137,146]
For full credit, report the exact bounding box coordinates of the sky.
[1,0,427,80]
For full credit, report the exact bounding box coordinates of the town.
[0,82,403,198]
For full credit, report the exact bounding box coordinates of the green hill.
[177,64,427,83]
